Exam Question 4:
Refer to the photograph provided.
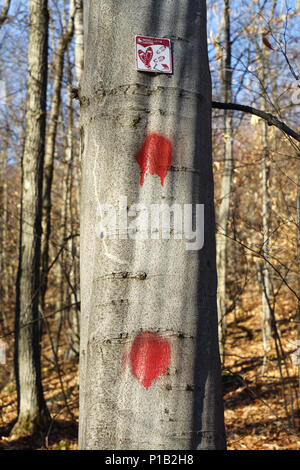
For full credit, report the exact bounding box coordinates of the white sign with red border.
[136,35,172,74]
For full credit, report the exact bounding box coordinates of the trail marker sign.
[136,36,172,74]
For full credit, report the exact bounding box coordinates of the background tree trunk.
[215,0,233,365]
[74,0,83,84]
[12,0,50,437]
[40,0,75,322]
[257,37,272,375]
[0,123,8,332]
[79,0,225,450]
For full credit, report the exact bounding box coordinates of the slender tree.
[215,0,234,364]
[79,0,225,450]
[74,0,83,84]
[12,0,50,437]
[0,3,11,325]
[255,29,273,374]
[40,0,75,321]
[55,56,79,355]
[0,115,8,326]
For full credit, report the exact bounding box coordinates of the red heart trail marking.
[138,47,153,69]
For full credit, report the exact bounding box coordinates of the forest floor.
[0,291,300,450]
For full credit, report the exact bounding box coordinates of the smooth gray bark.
[79,0,225,450]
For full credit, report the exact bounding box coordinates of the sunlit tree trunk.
[79,0,225,450]
[40,0,75,321]
[0,124,8,330]
[12,0,50,437]
[296,156,300,396]
[295,0,300,395]
[216,0,233,365]
[257,39,272,375]
[74,0,83,84]
[296,0,300,394]
[56,56,80,355]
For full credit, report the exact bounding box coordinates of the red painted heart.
[138,47,153,68]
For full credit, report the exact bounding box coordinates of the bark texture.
[12,0,49,437]
[79,0,225,450]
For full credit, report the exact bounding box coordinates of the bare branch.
[212,101,300,143]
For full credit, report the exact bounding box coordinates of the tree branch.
[212,101,300,143]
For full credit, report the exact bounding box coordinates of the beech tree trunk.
[12,0,50,437]
[79,0,225,450]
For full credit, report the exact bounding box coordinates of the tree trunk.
[258,41,272,373]
[296,153,300,396]
[79,0,225,450]
[0,126,8,314]
[40,0,75,321]
[261,117,272,340]
[216,0,233,365]
[295,0,300,393]
[74,0,83,84]
[53,104,72,353]
[59,57,80,356]
[12,0,50,437]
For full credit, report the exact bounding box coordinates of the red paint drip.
[136,133,173,186]
[129,331,171,390]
